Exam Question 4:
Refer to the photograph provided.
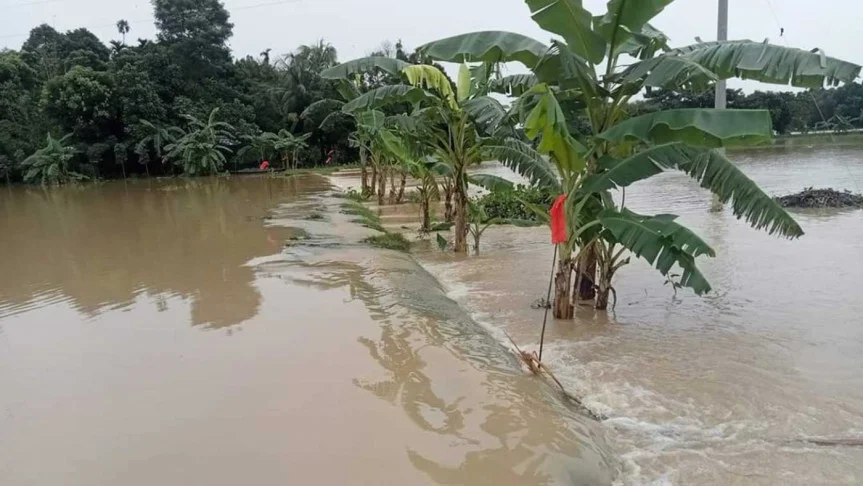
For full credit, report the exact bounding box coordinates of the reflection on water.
[408,146,863,485]
[0,175,615,485]
[0,176,323,327]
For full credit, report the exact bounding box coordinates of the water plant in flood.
[418,0,860,314]
[467,201,501,254]
[363,232,412,252]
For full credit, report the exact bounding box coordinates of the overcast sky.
[1,0,860,90]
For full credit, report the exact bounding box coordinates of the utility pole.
[715,0,728,111]
[711,0,729,212]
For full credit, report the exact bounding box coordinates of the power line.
[760,0,862,193]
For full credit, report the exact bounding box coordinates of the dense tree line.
[0,0,419,184]
[2,0,862,185]
[631,84,863,135]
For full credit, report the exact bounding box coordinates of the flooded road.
[0,176,613,485]
[391,146,863,485]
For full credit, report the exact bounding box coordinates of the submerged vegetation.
[363,233,412,252]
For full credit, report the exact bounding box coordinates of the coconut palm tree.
[116,19,130,45]
[417,0,860,313]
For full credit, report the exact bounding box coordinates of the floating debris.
[776,187,863,208]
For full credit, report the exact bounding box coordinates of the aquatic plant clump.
[777,187,863,208]
[363,233,411,252]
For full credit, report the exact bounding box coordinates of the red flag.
[550,194,567,244]
[260,160,270,170]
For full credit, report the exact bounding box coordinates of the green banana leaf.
[321,56,411,79]
[482,138,562,194]
[670,40,861,88]
[598,108,774,148]
[468,174,515,192]
[599,209,713,295]
[525,0,606,64]
[462,96,509,135]
[417,31,549,69]
[488,74,538,97]
[594,0,673,52]
[342,85,431,113]
[616,56,718,91]
[582,143,804,238]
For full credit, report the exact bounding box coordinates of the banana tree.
[323,57,512,252]
[321,57,413,196]
[165,108,236,176]
[133,120,184,176]
[379,124,442,232]
[418,0,860,314]
[22,133,83,185]
[467,200,502,254]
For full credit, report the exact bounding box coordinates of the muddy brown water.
[330,145,863,485]
[0,175,613,485]
[4,143,863,485]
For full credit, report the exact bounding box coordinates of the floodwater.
[0,175,613,485]
[384,145,863,485]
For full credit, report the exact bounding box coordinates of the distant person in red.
[259,160,270,171]
[325,149,335,165]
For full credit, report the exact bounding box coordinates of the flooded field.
[3,145,863,485]
[395,146,863,485]
[0,175,612,485]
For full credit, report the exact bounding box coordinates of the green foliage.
[21,133,83,184]
[363,233,411,252]
[420,0,860,307]
[476,185,552,222]
[1,2,367,183]
[165,108,235,175]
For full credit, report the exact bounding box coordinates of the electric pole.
[715,0,729,111]
[711,0,729,212]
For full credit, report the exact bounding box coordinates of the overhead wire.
[760,0,861,193]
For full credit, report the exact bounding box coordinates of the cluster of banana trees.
[239,129,311,171]
[406,0,859,316]
[321,54,517,251]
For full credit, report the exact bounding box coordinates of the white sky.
[1,0,861,91]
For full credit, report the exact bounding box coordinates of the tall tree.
[152,0,234,83]
[116,20,130,45]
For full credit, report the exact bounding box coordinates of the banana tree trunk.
[360,154,369,195]
[453,179,468,253]
[578,253,597,301]
[377,169,386,206]
[444,183,454,223]
[594,269,613,311]
[553,255,574,319]
[420,191,431,233]
[388,170,397,204]
[369,164,377,195]
[396,172,406,203]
